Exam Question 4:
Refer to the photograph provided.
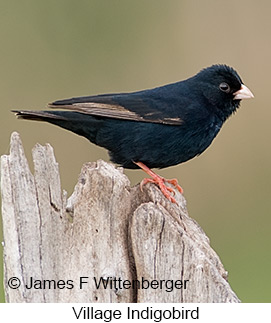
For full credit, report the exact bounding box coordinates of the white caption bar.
[0,303,270,322]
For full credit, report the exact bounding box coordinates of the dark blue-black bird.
[13,64,254,203]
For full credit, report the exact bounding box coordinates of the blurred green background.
[0,0,270,302]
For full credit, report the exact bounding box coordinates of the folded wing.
[48,92,183,125]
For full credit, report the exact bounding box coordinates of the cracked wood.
[0,132,240,303]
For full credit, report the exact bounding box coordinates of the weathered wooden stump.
[0,132,239,302]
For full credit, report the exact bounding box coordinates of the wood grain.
[0,132,239,302]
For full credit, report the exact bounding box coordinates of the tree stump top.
[0,132,239,302]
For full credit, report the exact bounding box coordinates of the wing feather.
[49,96,183,125]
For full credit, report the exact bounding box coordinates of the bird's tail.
[12,110,67,121]
[12,109,102,144]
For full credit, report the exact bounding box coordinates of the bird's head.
[194,64,254,120]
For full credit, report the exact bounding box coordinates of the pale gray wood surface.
[0,132,240,302]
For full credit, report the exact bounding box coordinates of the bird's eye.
[219,82,230,93]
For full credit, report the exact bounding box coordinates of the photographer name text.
[8,276,189,292]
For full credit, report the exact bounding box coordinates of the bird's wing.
[49,92,184,125]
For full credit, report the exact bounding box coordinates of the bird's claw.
[140,176,183,204]
[134,161,183,204]
[164,178,184,194]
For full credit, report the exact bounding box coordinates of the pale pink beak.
[233,84,254,100]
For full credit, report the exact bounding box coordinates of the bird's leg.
[134,161,183,203]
